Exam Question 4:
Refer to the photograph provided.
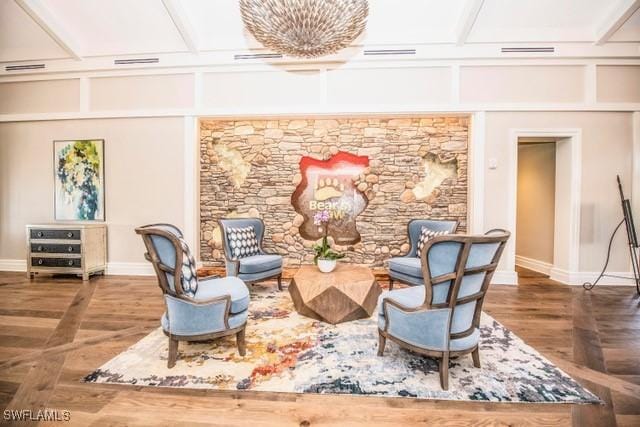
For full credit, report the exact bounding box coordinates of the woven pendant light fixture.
[239,0,369,58]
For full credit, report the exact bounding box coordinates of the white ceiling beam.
[14,0,82,60]
[594,0,640,45]
[162,0,199,54]
[455,0,485,46]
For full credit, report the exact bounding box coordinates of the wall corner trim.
[515,255,553,276]
[492,270,518,285]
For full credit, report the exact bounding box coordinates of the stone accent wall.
[200,116,469,266]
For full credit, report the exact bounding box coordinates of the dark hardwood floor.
[0,268,638,426]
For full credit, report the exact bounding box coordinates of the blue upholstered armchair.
[378,230,510,389]
[387,219,459,289]
[218,218,284,290]
[136,224,250,368]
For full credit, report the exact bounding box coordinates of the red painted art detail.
[298,151,369,177]
[291,151,370,245]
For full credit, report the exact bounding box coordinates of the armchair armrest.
[218,249,240,276]
[164,294,232,335]
[382,300,451,351]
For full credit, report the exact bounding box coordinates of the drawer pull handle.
[68,260,74,266]
[37,245,43,251]
[68,246,74,252]
[37,231,43,238]
[37,259,43,265]
[67,232,73,238]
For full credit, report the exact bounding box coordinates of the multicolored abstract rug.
[85,285,600,404]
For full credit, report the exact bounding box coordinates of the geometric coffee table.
[289,264,382,325]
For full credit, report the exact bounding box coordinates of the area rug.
[85,285,600,404]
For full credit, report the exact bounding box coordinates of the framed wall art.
[54,139,105,221]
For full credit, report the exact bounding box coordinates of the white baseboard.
[0,259,154,276]
[105,262,154,276]
[550,267,637,286]
[492,270,518,285]
[515,255,552,276]
[0,259,27,272]
[4,259,630,287]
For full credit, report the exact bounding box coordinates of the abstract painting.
[54,139,105,221]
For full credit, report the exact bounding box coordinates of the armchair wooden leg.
[439,353,449,390]
[472,347,481,368]
[389,278,394,290]
[277,274,283,291]
[236,327,246,356]
[377,333,386,356]
[167,337,179,369]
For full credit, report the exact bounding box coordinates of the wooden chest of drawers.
[26,224,107,281]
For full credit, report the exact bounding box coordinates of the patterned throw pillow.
[227,226,260,260]
[416,227,450,258]
[178,238,198,297]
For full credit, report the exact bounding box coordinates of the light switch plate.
[488,158,498,169]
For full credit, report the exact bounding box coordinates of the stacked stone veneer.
[200,116,469,267]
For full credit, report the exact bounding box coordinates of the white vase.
[317,258,337,273]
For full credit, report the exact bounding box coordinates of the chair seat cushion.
[238,254,283,274]
[388,257,423,278]
[195,276,249,314]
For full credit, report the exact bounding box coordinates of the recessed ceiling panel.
[609,7,640,42]
[467,0,614,43]
[183,0,260,51]
[363,0,466,45]
[40,0,188,56]
[0,0,70,62]
[185,0,469,52]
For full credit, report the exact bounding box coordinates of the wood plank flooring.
[0,268,638,426]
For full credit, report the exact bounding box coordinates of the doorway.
[516,138,557,278]
[508,129,581,285]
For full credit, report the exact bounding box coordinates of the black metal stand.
[583,218,640,294]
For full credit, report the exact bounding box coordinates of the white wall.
[0,117,185,272]
[0,61,638,283]
[484,112,634,278]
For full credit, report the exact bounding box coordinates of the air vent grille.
[501,47,554,53]
[114,58,160,65]
[5,64,45,71]
[234,53,283,60]
[364,49,416,56]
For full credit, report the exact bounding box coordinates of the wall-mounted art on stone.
[292,151,369,245]
[200,117,469,267]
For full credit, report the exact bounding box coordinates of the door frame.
[508,128,582,284]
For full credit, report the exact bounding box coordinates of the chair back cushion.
[177,238,198,296]
[136,224,198,297]
[407,219,458,256]
[227,226,260,259]
[422,232,510,341]
[416,227,450,258]
[219,218,265,260]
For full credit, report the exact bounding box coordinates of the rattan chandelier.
[239,0,369,58]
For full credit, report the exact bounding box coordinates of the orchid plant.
[312,209,345,264]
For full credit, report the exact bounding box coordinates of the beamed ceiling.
[0,0,639,73]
